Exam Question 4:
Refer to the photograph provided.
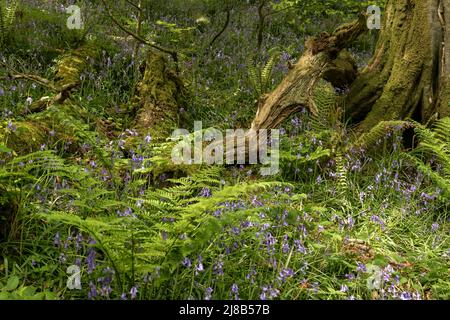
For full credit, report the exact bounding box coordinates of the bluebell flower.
[88,282,97,300]
[431,222,439,232]
[7,120,16,132]
[231,283,238,294]
[213,261,224,275]
[86,248,96,274]
[54,232,61,247]
[182,257,192,268]
[356,262,366,273]
[130,286,138,299]
[205,287,213,300]
[195,255,204,273]
[278,268,294,283]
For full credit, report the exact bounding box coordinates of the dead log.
[250,14,367,132]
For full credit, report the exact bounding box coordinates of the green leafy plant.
[248,48,281,97]
[0,0,18,45]
[407,117,450,198]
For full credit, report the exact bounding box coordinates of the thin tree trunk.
[209,9,231,47]
[132,51,187,139]
[256,0,267,51]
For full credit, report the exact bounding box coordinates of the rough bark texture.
[133,51,187,139]
[251,14,367,131]
[250,0,450,133]
[26,44,99,114]
[346,0,450,130]
[438,0,450,116]
[1,44,100,154]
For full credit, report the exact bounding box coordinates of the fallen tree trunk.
[1,44,101,154]
[250,14,367,132]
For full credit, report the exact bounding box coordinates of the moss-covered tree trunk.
[345,0,450,130]
[132,51,187,139]
[250,0,450,132]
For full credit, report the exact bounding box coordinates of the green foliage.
[0,0,18,45]
[408,118,450,198]
[0,0,448,302]
[248,48,281,97]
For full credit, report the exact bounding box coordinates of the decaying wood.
[0,45,100,154]
[250,14,367,131]
[1,45,98,114]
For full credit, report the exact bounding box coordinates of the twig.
[100,0,179,68]
[0,73,57,91]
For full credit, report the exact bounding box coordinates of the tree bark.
[251,14,367,131]
[132,51,187,139]
[345,0,450,130]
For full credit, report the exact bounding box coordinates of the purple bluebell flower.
[260,285,279,300]
[7,120,16,132]
[205,287,213,300]
[54,232,61,247]
[213,261,224,275]
[294,240,307,254]
[345,273,355,280]
[230,283,239,299]
[282,242,290,254]
[278,268,294,283]
[86,249,96,274]
[182,257,192,268]
[246,269,257,283]
[195,255,204,273]
[130,286,138,299]
[199,187,212,198]
[400,292,412,300]
[356,262,366,273]
[88,282,97,299]
[117,207,134,217]
[431,222,439,232]
[75,233,83,251]
[263,232,276,252]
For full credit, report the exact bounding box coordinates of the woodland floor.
[0,1,448,300]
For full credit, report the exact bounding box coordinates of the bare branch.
[100,0,179,66]
[0,72,57,91]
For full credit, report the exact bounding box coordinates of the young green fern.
[309,80,340,132]
[0,0,18,45]
[42,163,290,278]
[248,49,281,97]
[407,117,450,198]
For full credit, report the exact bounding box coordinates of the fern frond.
[355,120,412,149]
